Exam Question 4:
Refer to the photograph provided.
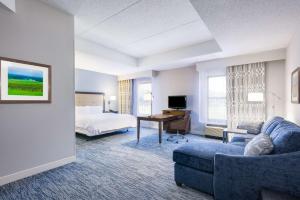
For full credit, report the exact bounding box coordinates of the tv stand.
[162,109,191,133]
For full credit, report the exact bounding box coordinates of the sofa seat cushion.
[230,137,248,147]
[173,141,244,173]
[270,120,300,154]
[261,116,284,134]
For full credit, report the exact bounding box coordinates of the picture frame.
[0,57,51,103]
[291,67,300,104]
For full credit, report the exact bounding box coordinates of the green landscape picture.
[8,67,43,96]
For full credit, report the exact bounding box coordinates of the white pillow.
[75,106,103,115]
[244,133,274,156]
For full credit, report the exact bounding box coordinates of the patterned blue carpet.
[123,131,213,159]
[0,129,214,200]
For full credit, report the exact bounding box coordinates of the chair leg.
[167,130,188,144]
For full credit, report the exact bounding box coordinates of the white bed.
[75,92,136,136]
[76,112,136,136]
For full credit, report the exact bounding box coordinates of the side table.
[223,128,248,143]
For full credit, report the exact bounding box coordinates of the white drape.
[226,62,266,128]
[118,79,133,114]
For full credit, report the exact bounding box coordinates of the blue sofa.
[173,117,300,200]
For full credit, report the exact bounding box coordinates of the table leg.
[223,131,227,143]
[137,119,140,143]
[159,121,162,144]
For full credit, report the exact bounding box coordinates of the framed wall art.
[0,57,51,103]
[291,67,300,104]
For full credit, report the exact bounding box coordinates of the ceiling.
[40,0,300,75]
[190,0,300,56]
[41,0,212,58]
[0,0,16,12]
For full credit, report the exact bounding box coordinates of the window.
[208,76,226,124]
[137,82,152,116]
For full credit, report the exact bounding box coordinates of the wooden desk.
[137,114,178,144]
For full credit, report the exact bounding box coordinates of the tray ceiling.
[41,0,213,57]
[40,0,300,75]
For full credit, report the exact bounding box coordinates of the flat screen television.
[168,96,187,109]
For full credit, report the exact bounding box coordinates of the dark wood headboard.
[75,91,105,112]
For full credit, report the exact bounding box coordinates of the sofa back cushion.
[261,116,284,134]
[270,120,300,154]
[237,122,264,135]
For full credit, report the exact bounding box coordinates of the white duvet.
[76,113,137,136]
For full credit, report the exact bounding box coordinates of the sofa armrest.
[214,152,300,200]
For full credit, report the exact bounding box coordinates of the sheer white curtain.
[226,62,266,128]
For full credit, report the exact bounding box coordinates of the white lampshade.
[248,92,264,102]
[109,96,116,101]
[143,93,152,101]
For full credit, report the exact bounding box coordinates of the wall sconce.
[110,96,116,101]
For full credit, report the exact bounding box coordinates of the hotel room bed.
[75,91,136,136]
[76,112,136,136]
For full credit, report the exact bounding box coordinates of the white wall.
[75,69,118,111]
[138,40,221,69]
[118,70,158,81]
[196,49,285,70]
[266,60,286,118]
[0,0,75,184]
[152,66,200,132]
[285,28,300,124]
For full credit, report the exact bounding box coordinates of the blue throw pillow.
[270,120,300,154]
[261,116,284,134]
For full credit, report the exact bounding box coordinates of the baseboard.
[0,156,76,186]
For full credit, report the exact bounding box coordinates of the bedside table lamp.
[108,95,116,111]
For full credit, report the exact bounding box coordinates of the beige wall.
[0,0,75,182]
[285,28,300,124]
